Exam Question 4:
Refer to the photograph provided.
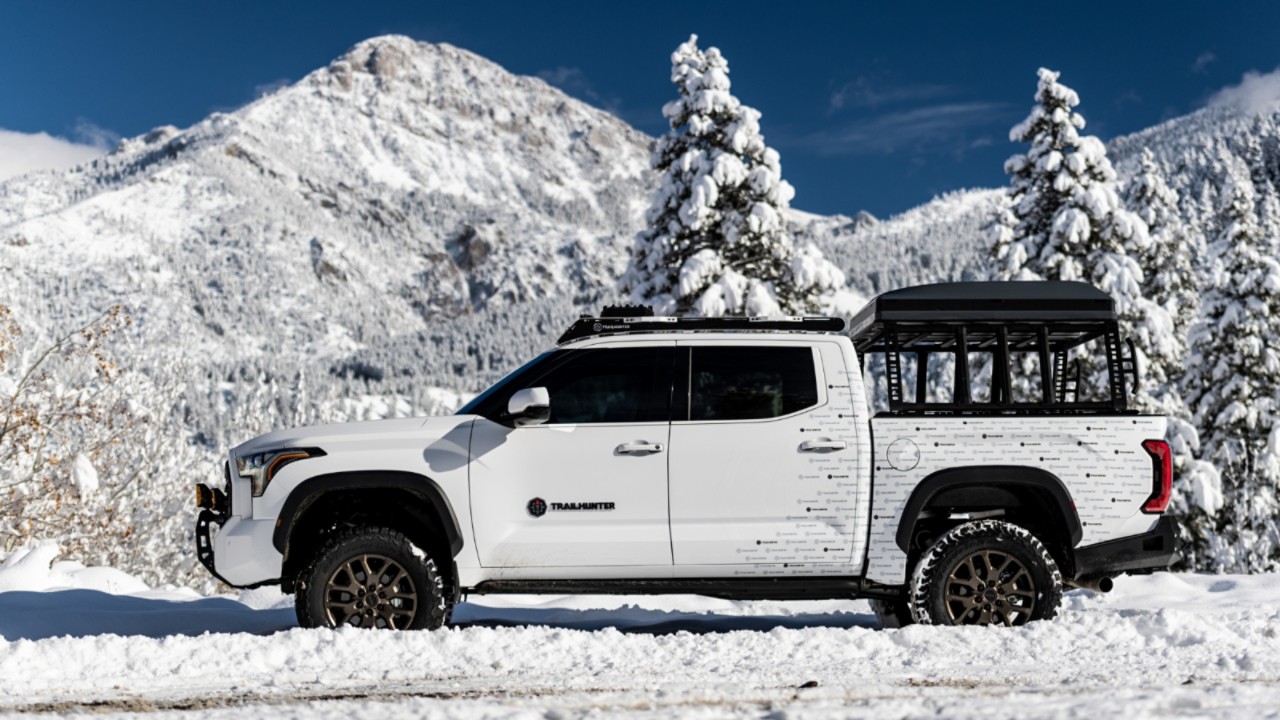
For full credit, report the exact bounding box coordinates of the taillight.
[1141,439,1172,514]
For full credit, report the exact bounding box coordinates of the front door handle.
[616,441,664,455]
[800,438,847,453]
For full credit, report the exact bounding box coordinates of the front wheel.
[296,526,449,630]
[909,520,1062,627]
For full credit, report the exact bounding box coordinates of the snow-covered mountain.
[1,36,652,385]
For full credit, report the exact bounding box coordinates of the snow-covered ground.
[1,547,1278,718]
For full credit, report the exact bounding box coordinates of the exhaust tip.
[1067,576,1114,594]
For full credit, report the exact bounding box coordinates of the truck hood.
[232,414,475,458]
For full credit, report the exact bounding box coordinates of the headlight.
[236,447,325,497]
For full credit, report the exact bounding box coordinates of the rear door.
[469,343,675,569]
[667,340,861,572]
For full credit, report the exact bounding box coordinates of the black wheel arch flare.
[272,470,465,560]
[894,466,1084,554]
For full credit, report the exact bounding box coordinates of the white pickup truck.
[195,281,1179,629]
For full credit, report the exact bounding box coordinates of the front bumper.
[195,509,232,585]
[1072,515,1181,579]
[194,510,282,588]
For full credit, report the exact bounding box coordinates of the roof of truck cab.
[556,315,845,345]
[848,281,1115,340]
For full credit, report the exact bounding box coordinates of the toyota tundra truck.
[195,281,1179,629]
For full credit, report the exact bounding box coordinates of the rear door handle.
[616,441,664,455]
[800,439,847,453]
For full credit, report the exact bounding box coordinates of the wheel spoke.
[991,553,1016,579]
[330,568,360,594]
[324,598,358,624]
[978,551,997,581]
[1004,569,1032,591]
[385,565,409,590]
[968,553,985,582]
[380,604,404,629]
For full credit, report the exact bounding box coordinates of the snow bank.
[0,569,1276,716]
[0,542,148,595]
[0,543,293,640]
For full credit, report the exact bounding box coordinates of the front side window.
[529,347,670,424]
[457,351,555,420]
[688,346,819,421]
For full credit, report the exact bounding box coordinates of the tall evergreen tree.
[991,68,1173,407]
[1187,161,1280,572]
[621,35,853,317]
[1125,148,1202,349]
[1124,148,1221,567]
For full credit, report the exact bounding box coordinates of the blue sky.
[2,1,1279,217]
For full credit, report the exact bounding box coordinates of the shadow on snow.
[0,590,296,641]
[0,590,879,641]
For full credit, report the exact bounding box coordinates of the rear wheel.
[909,520,1062,627]
[296,526,449,630]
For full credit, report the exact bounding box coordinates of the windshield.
[455,351,554,416]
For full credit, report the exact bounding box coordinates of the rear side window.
[688,346,819,421]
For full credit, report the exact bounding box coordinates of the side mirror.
[507,387,551,427]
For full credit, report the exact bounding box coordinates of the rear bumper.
[1073,515,1180,579]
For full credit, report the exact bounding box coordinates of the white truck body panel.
[667,337,870,576]
[469,416,672,568]
[865,414,1167,584]
[223,415,481,581]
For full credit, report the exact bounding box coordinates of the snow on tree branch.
[621,35,860,317]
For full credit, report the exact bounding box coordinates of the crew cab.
[195,281,1179,629]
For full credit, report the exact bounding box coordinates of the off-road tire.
[909,520,1062,627]
[869,595,914,629]
[295,526,449,630]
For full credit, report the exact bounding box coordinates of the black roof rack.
[557,312,846,345]
[849,281,1114,342]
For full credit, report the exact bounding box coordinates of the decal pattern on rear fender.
[865,415,1166,585]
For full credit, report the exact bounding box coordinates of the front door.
[668,341,861,571]
[469,343,675,569]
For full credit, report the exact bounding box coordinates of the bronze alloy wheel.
[324,553,418,629]
[943,549,1036,626]
[909,520,1062,627]
[296,526,449,631]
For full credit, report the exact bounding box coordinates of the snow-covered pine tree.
[1123,147,1222,568]
[1186,161,1280,572]
[621,35,855,317]
[991,68,1173,408]
[989,67,1091,283]
[1125,148,1201,348]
